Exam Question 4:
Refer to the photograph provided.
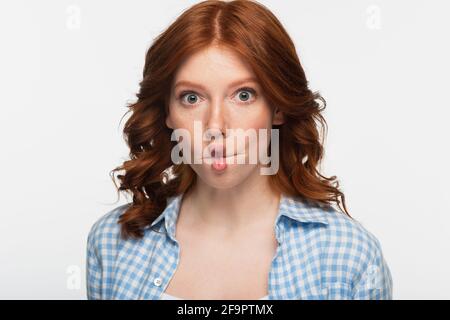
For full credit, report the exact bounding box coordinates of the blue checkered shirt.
[86,193,393,300]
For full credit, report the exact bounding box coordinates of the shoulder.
[323,208,384,264]
[316,206,392,290]
[285,197,389,281]
[321,208,393,298]
[86,203,131,258]
[286,197,385,266]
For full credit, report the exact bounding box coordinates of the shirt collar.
[149,192,330,239]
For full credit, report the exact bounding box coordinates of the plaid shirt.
[86,193,393,300]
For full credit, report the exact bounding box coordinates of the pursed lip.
[203,153,240,159]
[203,143,245,159]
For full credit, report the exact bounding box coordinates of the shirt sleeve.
[352,238,393,300]
[86,226,102,300]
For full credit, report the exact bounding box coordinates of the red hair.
[110,0,352,240]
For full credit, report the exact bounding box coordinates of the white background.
[0,0,449,299]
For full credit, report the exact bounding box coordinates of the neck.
[182,166,281,235]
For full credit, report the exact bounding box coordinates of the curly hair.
[110,0,352,240]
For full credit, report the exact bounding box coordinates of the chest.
[163,222,279,300]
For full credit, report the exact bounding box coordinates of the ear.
[272,107,285,126]
[165,115,173,129]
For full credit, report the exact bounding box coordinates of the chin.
[189,163,258,189]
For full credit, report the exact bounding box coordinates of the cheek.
[167,102,207,133]
[233,101,273,129]
[246,102,273,130]
[167,110,204,160]
[233,108,273,155]
[168,109,194,128]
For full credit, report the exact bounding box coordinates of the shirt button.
[153,278,162,287]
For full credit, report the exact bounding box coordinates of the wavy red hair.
[110,0,352,240]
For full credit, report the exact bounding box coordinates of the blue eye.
[179,92,200,105]
[178,87,257,107]
[185,94,198,104]
[236,87,257,104]
[239,91,250,101]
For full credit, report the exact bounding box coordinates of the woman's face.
[166,45,283,189]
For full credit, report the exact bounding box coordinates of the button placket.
[153,277,162,287]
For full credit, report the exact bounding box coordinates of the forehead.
[174,45,256,84]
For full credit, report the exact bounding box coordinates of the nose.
[204,100,227,158]
[205,126,224,141]
[205,99,227,141]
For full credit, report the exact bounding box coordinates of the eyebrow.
[174,77,259,91]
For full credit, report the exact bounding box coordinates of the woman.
[86,0,393,300]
